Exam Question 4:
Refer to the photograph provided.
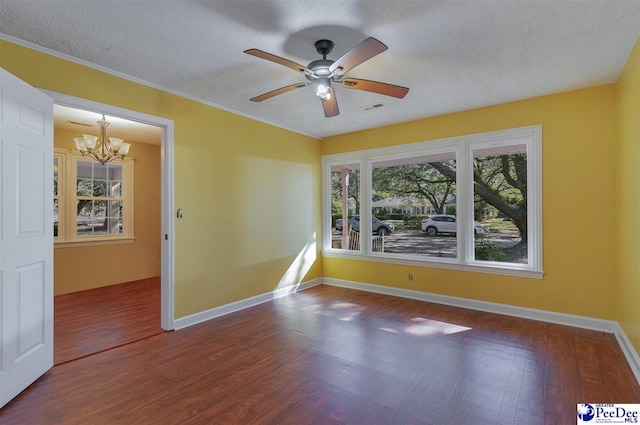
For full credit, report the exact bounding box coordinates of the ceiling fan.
[244,37,409,118]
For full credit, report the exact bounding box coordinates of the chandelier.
[73,115,131,164]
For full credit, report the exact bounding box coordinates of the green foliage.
[403,214,428,230]
[372,161,456,213]
[480,218,521,237]
[331,200,342,215]
[474,237,506,262]
[374,212,404,222]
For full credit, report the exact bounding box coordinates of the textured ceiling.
[54,105,162,145]
[1,0,639,139]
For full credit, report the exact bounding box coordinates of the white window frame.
[322,125,543,279]
[54,147,135,247]
[325,154,363,253]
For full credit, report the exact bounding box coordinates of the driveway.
[382,229,456,257]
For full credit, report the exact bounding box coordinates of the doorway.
[45,91,175,362]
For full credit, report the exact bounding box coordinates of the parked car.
[335,215,395,235]
[421,214,484,236]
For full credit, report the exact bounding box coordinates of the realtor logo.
[578,404,596,421]
[577,404,640,424]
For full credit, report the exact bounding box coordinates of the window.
[322,125,542,278]
[54,148,134,246]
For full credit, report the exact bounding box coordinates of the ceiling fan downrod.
[314,39,334,60]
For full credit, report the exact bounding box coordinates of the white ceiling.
[1,1,639,139]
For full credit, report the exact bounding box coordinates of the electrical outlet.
[408,274,413,281]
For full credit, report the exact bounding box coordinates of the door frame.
[41,90,175,330]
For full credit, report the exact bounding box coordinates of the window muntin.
[322,125,542,277]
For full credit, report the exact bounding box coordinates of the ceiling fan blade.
[250,83,311,102]
[341,78,409,99]
[244,49,311,74]
[322,88,339,117]
[329,37,388,76]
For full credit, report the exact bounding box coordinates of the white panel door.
[0,68,54,408]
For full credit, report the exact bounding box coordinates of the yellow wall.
[1,40,323,317]
[53,127,162,295]
[322,85,619,320]
[616,37,640,353]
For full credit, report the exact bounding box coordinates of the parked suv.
[421,215,484,236]
[335,215,395,235]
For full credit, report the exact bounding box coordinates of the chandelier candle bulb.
[109,137,124,152]
[74,137,87,153]
[83,134,98,150]
[119,143,131,156]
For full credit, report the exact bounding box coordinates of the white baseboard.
[322,277,640,385]
[322,278,618,331]
[614,323,640,385]
[173,278,321,330]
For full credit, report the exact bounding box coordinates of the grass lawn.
[480,218,520,239]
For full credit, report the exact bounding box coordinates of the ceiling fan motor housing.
[306,59,334,81]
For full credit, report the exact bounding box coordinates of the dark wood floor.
[54,277,162,365]
[2,284,639,424]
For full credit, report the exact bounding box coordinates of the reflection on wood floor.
[54,277,162,365]
[4,284,639,424]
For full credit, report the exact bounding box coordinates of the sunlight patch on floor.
[381,317,471,337]
[309,301,365,321]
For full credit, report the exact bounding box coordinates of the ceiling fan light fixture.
[316,79,331,100]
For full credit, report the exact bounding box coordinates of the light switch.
[177,208,183,218]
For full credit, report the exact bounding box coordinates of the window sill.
[55,237,135,248]
[322,249,544,279]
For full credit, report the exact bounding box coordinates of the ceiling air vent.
[66,120,94,127]
[361,103,385,111]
